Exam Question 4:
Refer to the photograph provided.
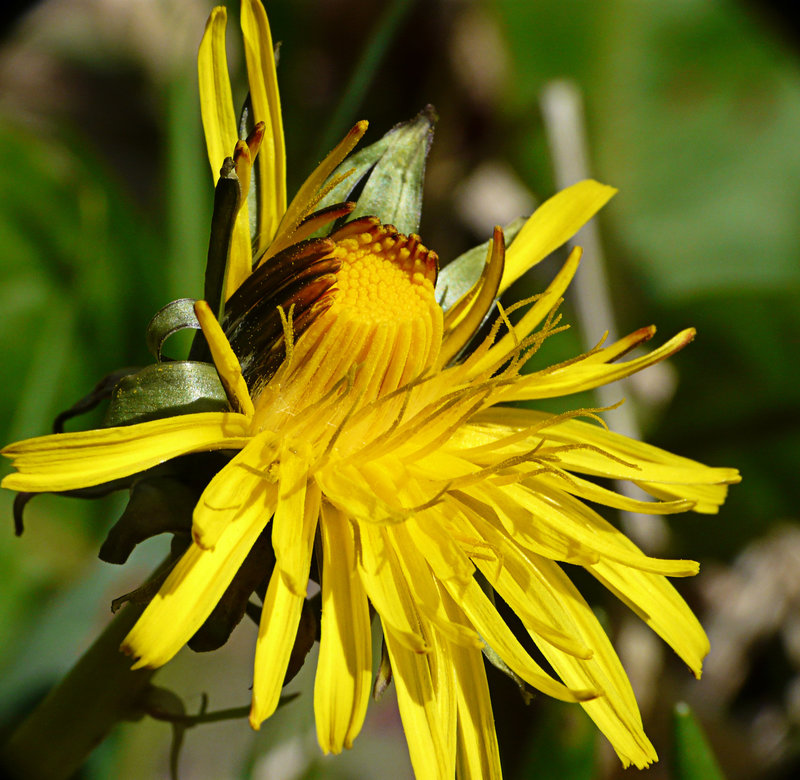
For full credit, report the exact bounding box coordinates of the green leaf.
[145,298,200,362]
[499,0,800,300]
[313,0,420,161]
[673,702,725,780]
[103,362,228,427]
[518,700,596,780]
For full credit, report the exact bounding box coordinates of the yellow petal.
[194,300,255,417]
[447,577,598,703]
[500,179,616,295]
[483,482,700,577]
[314,502,372,753]
[272,439,312,595]
[474,407,740,512]
[226,204,256,301]
[1,413,250,492]
[457,510,657,767]
[383,622,454,779]
[387,522,481,648]
[496,329,697,403]
[529,470,694,515]
[250,481,319,727]
[355,524,429,652]
[264,122,369,263]
[440,593,502,780]
[469,245,582,376]
[440,226,505,365]
[122,480,276,668]
[456,491,596,656]
[193,430,277,549]
[240,0,286,249]
[525,554,657,769]
[590,559,709,677]
[198,6,238,184]
[579,325,656,365]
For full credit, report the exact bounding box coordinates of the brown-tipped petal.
[440,226,505,365]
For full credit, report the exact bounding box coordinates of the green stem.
[314,0,418,161]
[1,604,155,780]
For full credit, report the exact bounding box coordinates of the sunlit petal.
[123,480,276,668]
[1,413,249,492]
[240,0,286,248]
[314,503,372,753]
[500,179,616,294]
[250,481,319,727]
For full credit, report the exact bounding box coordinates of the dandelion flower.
[2,197,739,775]
[1,1,740,777]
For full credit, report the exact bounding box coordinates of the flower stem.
[1,603,155,780]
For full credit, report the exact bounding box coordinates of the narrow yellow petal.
[469,246,581,376]
[529,470,694,515]
[250,481,319,727]
[240,0,286,249]
[456,491,597,656]
[383,623,454,779]
[194,300,255,417]
[250,570,307,728]
[448,577,598,703]
[387,522,481,648]
[453,647,503,780]
[441,594,502,780]
[264,122,369,262]
[193,431,277,549]
[272,439,312,595]
[122,480,276,668]
[486,482,700,577]
[355,524,430,652]
[226,198,255,301]
[526,555,657,768]
[440,226,505,365]
[198,6,238,183]
[1,413,250,492]
[500,179,616,295]
[226,136,263,299]
[579,325,656,365]
[591,560,709,677]
[455,510,657,767]
[473,407,740,512]
[496,329,697,403]
[314,502,372,753]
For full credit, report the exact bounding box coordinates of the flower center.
[329,222,438,325]
[252,218,443,434]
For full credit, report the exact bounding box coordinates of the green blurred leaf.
[314,0,420,160]
[165,66,211,303]
[673,702,725,780]
[498,0,800,300]
[517,700,596,780]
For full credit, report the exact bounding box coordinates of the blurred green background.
[2,0,799,777]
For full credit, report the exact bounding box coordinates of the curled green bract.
[104,362,228,427]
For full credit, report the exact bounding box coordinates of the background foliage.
[1,0,799,777]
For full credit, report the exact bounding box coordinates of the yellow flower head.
[1,2,740,777]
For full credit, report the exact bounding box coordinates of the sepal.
[436,216,526,311]
[317,106,437,235]
[104,362,228,427]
